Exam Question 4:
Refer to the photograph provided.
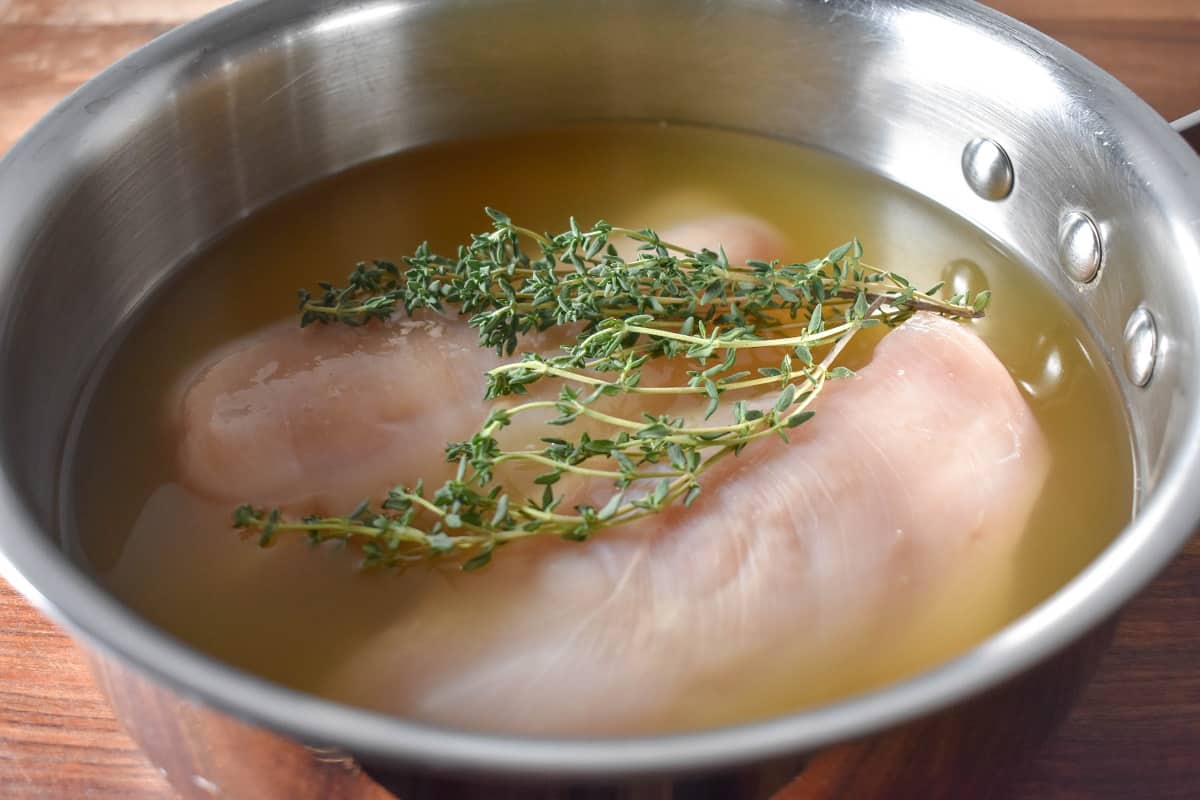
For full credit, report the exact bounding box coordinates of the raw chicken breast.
[170,215,1048,734]
[174,214,791,513]
[173,314,500,513]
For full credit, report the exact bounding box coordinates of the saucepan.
[1,1,1198,797]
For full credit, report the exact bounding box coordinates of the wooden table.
[1,1,1198,797]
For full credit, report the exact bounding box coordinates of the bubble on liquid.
[941,259,990,299]
[1015,333,1070,401]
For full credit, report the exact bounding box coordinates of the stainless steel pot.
[1,1,1198,798]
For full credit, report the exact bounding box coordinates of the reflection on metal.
[1058,211,1103,284]
[961,138,1014,200]
[1124,308,1158,387]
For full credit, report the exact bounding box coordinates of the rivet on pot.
[961,137,1014,201]
[1123,307,1158,387]
[1058,211,1102,284]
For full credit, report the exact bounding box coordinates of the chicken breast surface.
[170,216,1048,734]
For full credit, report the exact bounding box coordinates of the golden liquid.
[68,123,1133,729]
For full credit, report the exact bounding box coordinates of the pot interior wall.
[0,0,1199,767]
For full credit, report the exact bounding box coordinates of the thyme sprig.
[234,210,989,571]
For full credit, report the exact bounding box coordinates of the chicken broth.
[68,123,1133,733]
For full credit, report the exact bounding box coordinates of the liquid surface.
[69,123,1133,730]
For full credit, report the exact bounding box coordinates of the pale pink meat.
[174,214,792,514]
[173,314,497,514]
[170,216,1048,734]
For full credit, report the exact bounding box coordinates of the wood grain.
[0,580,166,799]
[0,0,220,24]
[0,23,171,154]
[0,1,1197,798]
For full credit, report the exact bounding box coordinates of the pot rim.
[1,0,1198,779]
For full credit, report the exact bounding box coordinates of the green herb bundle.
[234,210,988,571]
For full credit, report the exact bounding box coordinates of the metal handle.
[1172,110,1200,151]
[1171,109,1200,135]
